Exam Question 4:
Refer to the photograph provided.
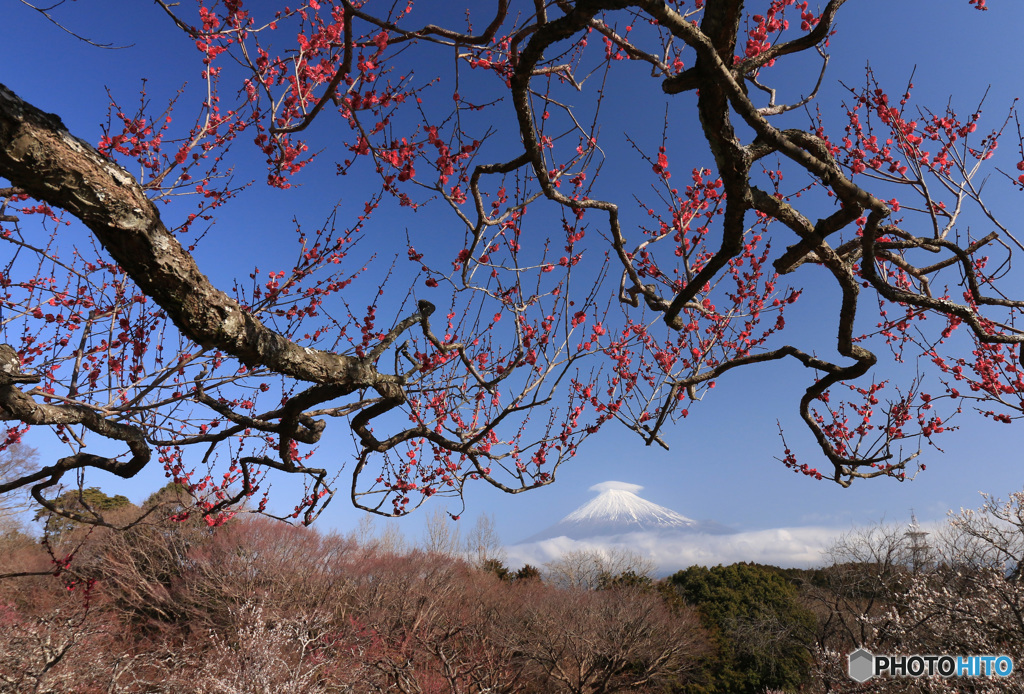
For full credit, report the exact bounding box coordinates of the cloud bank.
[588,480,644,494]
[506,525,845,574]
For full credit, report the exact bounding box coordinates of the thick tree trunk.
[0,83,371,389]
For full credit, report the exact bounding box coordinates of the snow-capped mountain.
[522,481,734,542]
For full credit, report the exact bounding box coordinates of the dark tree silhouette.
[0,0,1020,524]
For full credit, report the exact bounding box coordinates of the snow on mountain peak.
[520,481,715,543]
[562,486,697,528]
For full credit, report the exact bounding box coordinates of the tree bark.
[0,83,375,390]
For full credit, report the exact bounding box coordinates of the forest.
[3,463,1024,693]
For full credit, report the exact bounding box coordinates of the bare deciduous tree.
[507,581,707,693]
[544,546,656,590]
[421,506,463,559]
[464,512,506,567]
[0,444,37,528]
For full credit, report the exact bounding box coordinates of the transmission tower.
[905,510,931,573]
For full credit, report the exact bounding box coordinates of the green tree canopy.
[668,562,816,694]
[35,487,134,543]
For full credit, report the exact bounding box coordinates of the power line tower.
[905,510,931,574]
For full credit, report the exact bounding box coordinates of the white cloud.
[506,526,846,574]
[588,480,644,494]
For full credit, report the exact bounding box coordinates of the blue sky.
[3,1,1024,563]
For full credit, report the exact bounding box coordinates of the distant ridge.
[522,481,735,542]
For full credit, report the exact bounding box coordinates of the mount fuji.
[522,481,735,543]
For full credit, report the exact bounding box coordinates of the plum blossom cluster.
[0,0,1022,529]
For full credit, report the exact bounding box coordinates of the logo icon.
[848,648,875,683]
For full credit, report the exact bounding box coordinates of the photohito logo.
[848,648,1014,683]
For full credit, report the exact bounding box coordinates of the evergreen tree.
[668,562,816,694]
[35,487,133,543]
